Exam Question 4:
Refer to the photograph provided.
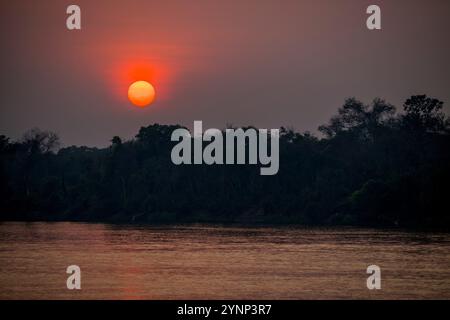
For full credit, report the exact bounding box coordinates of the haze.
[1,0,449,146]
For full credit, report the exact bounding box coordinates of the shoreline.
[1,217,449,233]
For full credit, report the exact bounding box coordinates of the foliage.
[0,95,449,228]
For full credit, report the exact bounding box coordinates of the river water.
[0,222,449,299]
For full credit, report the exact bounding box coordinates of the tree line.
[1,95,449,228]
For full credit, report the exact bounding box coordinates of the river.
[0,222,449,299]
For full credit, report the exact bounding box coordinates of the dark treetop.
[1,95,449,229]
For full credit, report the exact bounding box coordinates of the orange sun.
[128,81,156,107]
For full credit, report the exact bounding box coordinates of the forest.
[1,95,449,228]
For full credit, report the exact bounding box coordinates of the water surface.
[0,222,449,299]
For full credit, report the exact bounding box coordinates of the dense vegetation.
[1,95,449,228]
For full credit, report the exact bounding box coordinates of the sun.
[128,81,156,107]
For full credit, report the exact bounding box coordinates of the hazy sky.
[1,0,449,147]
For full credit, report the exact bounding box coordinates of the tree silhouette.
[0,95,449,228]
[403,95,447,133]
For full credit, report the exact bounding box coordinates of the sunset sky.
[1,0,449,146]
